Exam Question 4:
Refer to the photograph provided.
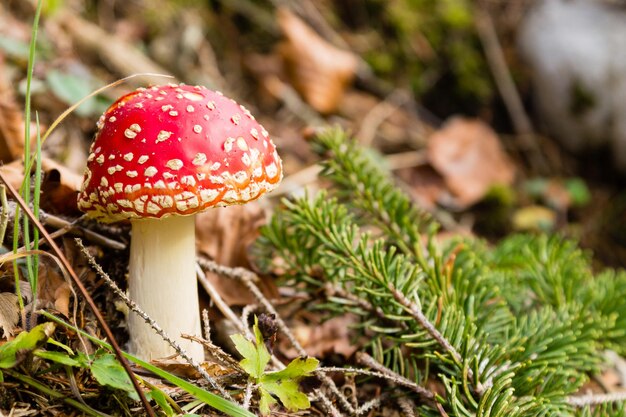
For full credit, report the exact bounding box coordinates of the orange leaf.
[277,8,358,114]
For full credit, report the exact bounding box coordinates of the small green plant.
[231,317,319,415]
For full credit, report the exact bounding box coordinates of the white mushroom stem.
[127,215,204,362]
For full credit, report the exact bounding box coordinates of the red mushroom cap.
[77,84,282,222]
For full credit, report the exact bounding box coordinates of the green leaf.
[230,319,271,379]
[258,386,278,416]
[262,379,311,413]
[260,357,318,413]
[90,353,134,392]
[264,356,319,382]
[150,388,175,417]
[45,70,106,116]
[0,323,55,368]
[34,350,81,367]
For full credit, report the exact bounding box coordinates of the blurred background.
[1,0,625,267]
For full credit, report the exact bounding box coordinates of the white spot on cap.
[135,102,144,109]
[100,177,109,187]
[154,180,166,189]
[197,173,207,180]
[233,171,248,184]
[200,189,220,203]
[107,167,116,175]
[134,199,145,213]
[162,105,173,112]
[146,201,161,214]
[169,110,179,117]
[96,155,105,165]
[108,154,116,160]
[224,137,235,152]
[231,114,241,125]
[166,159,184,170]
[206,101,216,110]
[186,105,195,113]
[109,116,117,123]
[126,171,138,178]
[183,92,203,101]
[156,130,172,143]
[236,137,248,151]
[144,166,158,177]
[163,172,176,180]
[160,195,174,208]
[266,162,278,178]
[181,175,196,186]
[114,183,123,193]
[87,153,95,162]
[125,128,138,139]
[222,189,238,203]
[118,199,132,208]
[250,128,259,140]
[210,162,221,171]
[192,153,207,166]
[115,165,123,172]
[123,152,134,161]
[138,155,149,164]
[261,128,269,138]
[193,125,202,134]
[242,153,251,166]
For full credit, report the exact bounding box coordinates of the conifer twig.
[388,284,482,393]
[74,238,233,401]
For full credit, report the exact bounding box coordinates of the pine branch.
[254,127,626,416]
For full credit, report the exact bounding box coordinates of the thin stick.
[353,352,435,401]
[202,309,211,341]
[0,170,155,417]
[74,238,233,402]
[474,7,532,136]
[567,391,626,407]
[195,263,247,335]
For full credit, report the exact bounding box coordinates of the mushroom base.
[128,215,204,362]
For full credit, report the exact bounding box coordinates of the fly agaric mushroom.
[77,84,282,361]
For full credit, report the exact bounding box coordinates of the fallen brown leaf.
[427,117,515,208]
[40,158,83,216]
[37,259,71,317]
[0,55,25,162]
[277,8,358,114]
[150,358,233,379]
[291,315,359,358]
[0,292,19,339]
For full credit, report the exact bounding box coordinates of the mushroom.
[77,84,283,361]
